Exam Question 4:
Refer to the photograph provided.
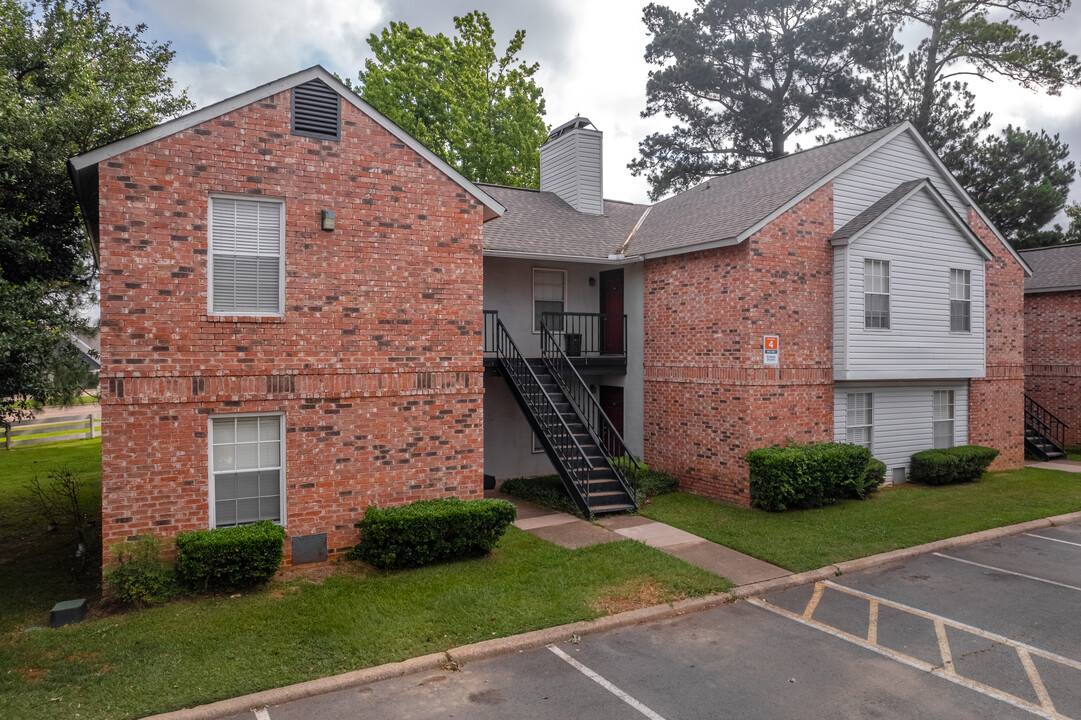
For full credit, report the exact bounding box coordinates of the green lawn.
[0,439,726,720]
[642,467,1081,573]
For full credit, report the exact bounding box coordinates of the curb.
[145,511,1081,720]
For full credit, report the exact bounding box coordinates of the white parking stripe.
[1026,533,1081,549]
[254,709,271,720]
[747,599,1065,720]
[547,645,669,720]
[932,553,1081,593]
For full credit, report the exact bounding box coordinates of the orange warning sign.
[763,335,780,365]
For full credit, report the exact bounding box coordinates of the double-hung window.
[533,268,566,333]
[864,259,890,329]
[933,390,955,449]
[846,393,874,450]
[950,269,971,332]
[209,196,284,315]
[210,415,285,528]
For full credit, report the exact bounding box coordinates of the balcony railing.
[541,311,627,357]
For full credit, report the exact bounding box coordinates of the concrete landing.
[490,490,790,586]
[1026,459,1081,473]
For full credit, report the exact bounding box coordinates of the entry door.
[599,269,624,355]
[599,385,625,455]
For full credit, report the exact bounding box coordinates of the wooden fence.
[4,413,101,449]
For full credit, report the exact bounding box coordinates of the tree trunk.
[916,0,947,133]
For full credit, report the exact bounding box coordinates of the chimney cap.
[544,116,598,145]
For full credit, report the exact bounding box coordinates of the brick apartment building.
[1021,244,1081,449]
[70,67,1030,565]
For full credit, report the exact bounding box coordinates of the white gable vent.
[291,79,340,140]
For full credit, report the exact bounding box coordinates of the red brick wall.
[643,184,835,505]
[1025,289,1081,445]
[97,91,485,563]
[966,211,1026,469]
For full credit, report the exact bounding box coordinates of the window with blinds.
[864,259,890,329]
[846,392,874,450]
[949,269,971,332]
[210,415,284,528]
[533,268,566,333]
[209,197,284,315]
[933,390,955,449]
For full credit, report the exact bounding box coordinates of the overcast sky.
[104,0,1081,207]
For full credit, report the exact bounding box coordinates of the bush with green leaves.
[176,521,285,592]
[858,459,887,498]
[104,534,179,606]
[634,468,679,503]
[499,475,581,515]
[746,442,874,511]
[353,498,516,570]
[910,445,1000,485]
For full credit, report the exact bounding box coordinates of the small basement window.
[291,79,341,140]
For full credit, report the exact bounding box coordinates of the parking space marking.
[253,709,271,720]
[867,600,879,645]
[1018,648,1058,715]
[547,645,668,720]
[932,553,1081,593]
[747,596,1064,720]
[1026,533,1081,549]
[803,582,824,619]
[934,619,957,676]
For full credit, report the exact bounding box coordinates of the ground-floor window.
[531,431,544,454]
[210,414,284,528]
[846,392,873,450]
[933,390,955,449]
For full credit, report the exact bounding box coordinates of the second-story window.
[864,259,890,329]
[209,196,284,315]
[950,269,971,332]
[533,268,566,333]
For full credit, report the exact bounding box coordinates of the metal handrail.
[492,318,596,504]
[541,311,627,356]
[539,320,639,501]
[482,310,498,353]
[1025,394,1067,454]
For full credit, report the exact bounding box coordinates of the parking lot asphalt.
[227,522,1081,720]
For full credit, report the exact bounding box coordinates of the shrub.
[634,468,679,503]
[852,458,887,498]
[353,498,516,570]
[176,520,285,592]
[499,475,580,515]
[746,442,873,511]
[105,534,178,606]
[910,445,1000,485]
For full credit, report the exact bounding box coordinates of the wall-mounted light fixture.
[588,276,596,287]
[320,210,336,232]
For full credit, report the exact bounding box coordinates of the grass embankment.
[642,467,1081,573]
[0,439,725,720]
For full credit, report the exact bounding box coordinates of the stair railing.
[491,317,596,506]
[1025,394,1068,456]
[539,321,639,504]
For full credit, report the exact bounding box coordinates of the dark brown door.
[599,269,624,355]
[599,385,625,455]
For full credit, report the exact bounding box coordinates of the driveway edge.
[144,511,1081,720]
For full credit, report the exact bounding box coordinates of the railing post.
[4,426,9,450]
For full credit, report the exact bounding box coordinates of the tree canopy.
[0,0,192,425]
[630,0,889,199]
[355,11,548,189]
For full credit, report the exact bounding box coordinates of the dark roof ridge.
[1019,242,1081,252]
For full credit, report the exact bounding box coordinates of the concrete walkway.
[1025,458,1081,473]
[489,490,789,586]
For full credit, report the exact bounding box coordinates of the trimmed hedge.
[910,445,1000,485]
[353,498,516,570]
[746,442,875,512]
[176,520,285,592]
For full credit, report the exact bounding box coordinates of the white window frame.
[208,413,286,529]
[949,269,971,333]
[933,390,955,449]
[207,194,286,317]
[532,267,567,334]
[863,259,890,330]
[846,392,874,451]
[531,432,545,454]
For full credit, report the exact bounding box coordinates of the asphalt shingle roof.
[479,184,648,259]
[1021,243,1081,292]
[830,179,925,242]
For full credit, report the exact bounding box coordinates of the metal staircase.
[1024,394,1068,461]
[488,316,637,517]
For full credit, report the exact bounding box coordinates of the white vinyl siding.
[835,382,967,478]
[833,130,967,229]
[533,268,566,333]
[933,390,956,448]
[209,196,284,315]
[864,259,890,329]
[846,393,874,450]
[950,269,971,332]
[538,129,604,215]
[834,188,986,380]
[210,415,285,528]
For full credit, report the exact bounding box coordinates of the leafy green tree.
[629,0,890,199]
[953,126,1077,249]
[355,11,548,188]
[0,0,192,426]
